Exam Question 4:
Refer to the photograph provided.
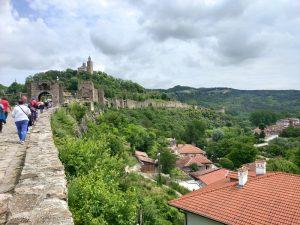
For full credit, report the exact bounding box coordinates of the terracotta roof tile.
[176,155,212,167]
[177,144,206,154]
[190,168,219,176]
[169,173,300,225]
[135,150,148,157]
[191,168,229,185]
[134,150,156,164]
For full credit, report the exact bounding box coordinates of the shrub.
[219,157,234,169]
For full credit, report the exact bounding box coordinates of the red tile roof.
[177,144,206,155]
[134,150,156,164]
[228,162,264,180]
[169,173,300,225]
[191,168,229,185]
[190,168,219,176]
[176,155,212,168]
[135,150,148,157]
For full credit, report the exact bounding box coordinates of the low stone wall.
[114,99,192,109]
[7,109,73,225]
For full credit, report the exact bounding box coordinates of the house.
[276,118,300,127]
[134,150,157,173]
[254,117,300,138]
[173,144,206,157]
[190,168,229,187]
[169,161,300,225]
[176,155,212,172]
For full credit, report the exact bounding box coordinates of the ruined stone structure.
[77,80,105,104]
[26,79,191,110]
[77,56,93,74]
[217,106,226,114]
[99,98,191,109]
[27,81,64,106]
[124,99,191,109]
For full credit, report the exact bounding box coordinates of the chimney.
[238,166,248,187]
[255,160,266,175]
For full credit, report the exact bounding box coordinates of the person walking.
[0,103,6,133]
[11,100,31,144]
[0,97,11,120]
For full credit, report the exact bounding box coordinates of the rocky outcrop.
[6,109,73,225]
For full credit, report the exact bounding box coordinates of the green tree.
[189,163,199,172]
[184,119,207,147]
[280,126,300,138]
[250,111,278,126]
[227,143,258,168]
[7,81,26,94]
[211,129,224,142]
[267,158,299,174]
[160,149,177,174]
[294,147,300,167]
[219,157,234,169]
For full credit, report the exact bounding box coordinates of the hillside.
[158,86,300,117]
[26,69,165,101]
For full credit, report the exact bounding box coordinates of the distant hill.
[26,69,165,101]
[157,85,300,117]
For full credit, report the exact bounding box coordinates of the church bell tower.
[87,56,93,74]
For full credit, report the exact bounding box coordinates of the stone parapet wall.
[7,109,73,225]
[124,99,192,109]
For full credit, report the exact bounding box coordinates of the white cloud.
[0,0,299,90]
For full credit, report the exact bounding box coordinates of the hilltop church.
[77,56,93,74]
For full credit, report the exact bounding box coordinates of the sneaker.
[20,141,25,145]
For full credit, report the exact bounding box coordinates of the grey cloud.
[214,31,267,64]
[1,0,299,90]
[90,32,141,55]
[146,21,199,41]
[130,0,268,64]
[134,0,250,40]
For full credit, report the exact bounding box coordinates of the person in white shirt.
[11,100,31,144]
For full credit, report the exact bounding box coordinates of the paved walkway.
[0,112,28,224]
[0,109,73,224]
[0,115,27,194]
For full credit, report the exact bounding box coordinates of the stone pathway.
[0,114,27,224]
[0,115,26,194]
[0,109,73,225]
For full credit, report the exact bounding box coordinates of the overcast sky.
[0,0,299,89]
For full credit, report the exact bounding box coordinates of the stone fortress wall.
[1,109,73,225]
[26,56,192,110]
[27,81,64,106]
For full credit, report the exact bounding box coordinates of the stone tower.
[87,56,93,74]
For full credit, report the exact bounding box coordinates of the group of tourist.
[0,97,52,144]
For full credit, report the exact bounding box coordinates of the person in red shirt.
[0,97,11,119]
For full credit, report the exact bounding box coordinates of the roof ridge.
[171,180,237,201]
[172,172,296,202]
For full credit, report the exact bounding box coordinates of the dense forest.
[156,85,300,118]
